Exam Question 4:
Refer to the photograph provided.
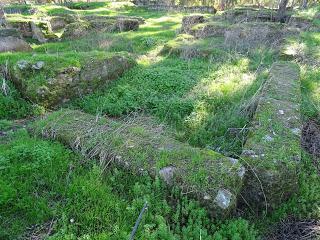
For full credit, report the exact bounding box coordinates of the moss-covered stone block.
[181,15,205,33]
[61,21,91,40]
[223,7,278,23]
[224,22,285,50]
[8,52,136,107]
[61,16,142,39]
[0,36,32,52]
[160,34,225,59]
[31,109,246,218]
[240,62,301,212]
[190,21,229,38]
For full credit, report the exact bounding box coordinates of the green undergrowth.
[34,13,181,56]
[0,80,32,120]
[300,31,320,121]
[75,50,274,155]
[0,129,257,239]
[4,4,32,15]
[255,151,320,234]
[66,2,109,10]
[160,34,226,58]
[0,51,132,102]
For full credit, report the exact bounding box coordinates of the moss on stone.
[160,34,225,59]
[31,108,246,218]
[190,21,229,38]
[240,62,301,212]
[2,51,136,108]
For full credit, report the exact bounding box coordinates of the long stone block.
[240,62,301,212]
[31,109,245,218]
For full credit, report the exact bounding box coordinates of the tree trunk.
[277,0,289,22]
[301,0,308,9]
[0,4,6,28]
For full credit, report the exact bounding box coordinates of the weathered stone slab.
[8,20,53,41]
[181,15,205,33]
[0,28,21,38]
[224,22,284,50]
[61,17,142,40]
[8,21,33,37]
[31,109,245,218]
[190,21,228,38]
[49,16,67,31]
[240,62,301,212]
[0,36,31,52]
[10,53,136,107]
[30,21,47,43]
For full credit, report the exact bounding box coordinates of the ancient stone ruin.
[31,109,245,218]
[241,62,301,212]
[10,54,136,107]
[60,15,144,40]
[0,6,31,53]
[133,0,216,13]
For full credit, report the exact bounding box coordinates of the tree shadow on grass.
[73,47,272,156]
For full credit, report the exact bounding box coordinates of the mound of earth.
[222,7,278,23]
[189,21,229,38]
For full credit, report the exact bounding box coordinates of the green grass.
[0,130,257,239]
[0,79,32,120]
[1,2,320,239]
[74,51,273,155]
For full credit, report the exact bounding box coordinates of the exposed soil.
[20,219,56,240]
[265,217,320,240]
[302,120,320,174]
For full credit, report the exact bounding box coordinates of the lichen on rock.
[31,109,246,218]
[9,52,136,107]
[240,62,301,212]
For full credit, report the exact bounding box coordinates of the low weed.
[0,130,257,239]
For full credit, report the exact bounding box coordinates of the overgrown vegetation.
[0,1,319,239]
[0,129,257,239]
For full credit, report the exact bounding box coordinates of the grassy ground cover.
[0,128,257,239]
[1,1,320,239]
[3,2,274,155]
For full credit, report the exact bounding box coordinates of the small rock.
[17,60,29,70]
[229,157,238,164]
[32,61,45,70]
[203,194,211,200]
[263,135,274,142]
[278,110,285,115]
[242,149,255,156]
[215,189,232,209]
[159,166,176,185]
[238,166,246,178]
[291,128,301,136]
